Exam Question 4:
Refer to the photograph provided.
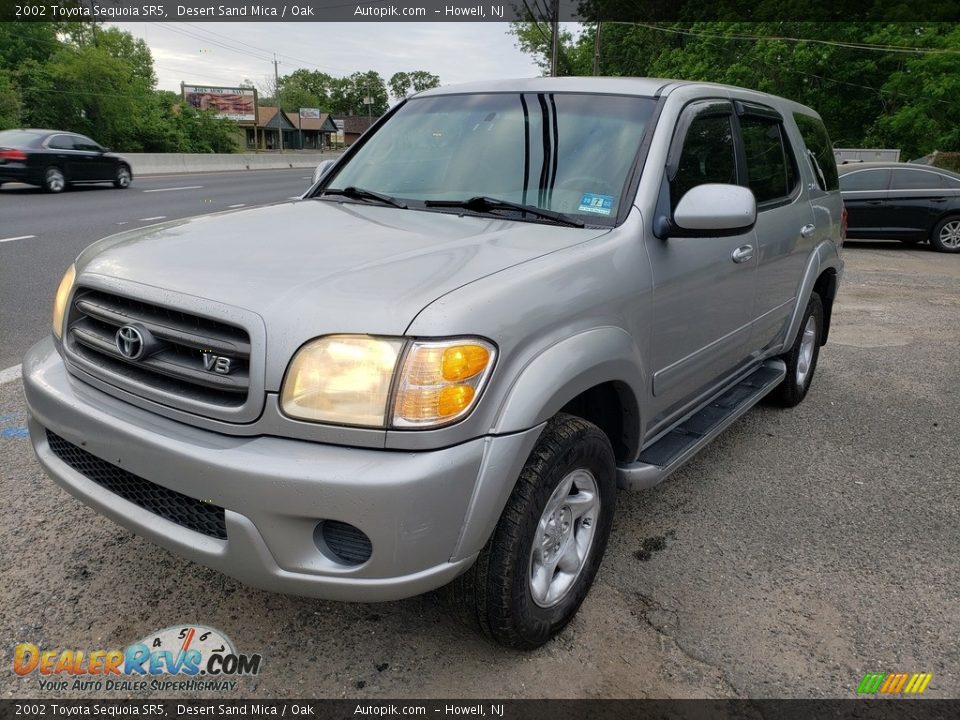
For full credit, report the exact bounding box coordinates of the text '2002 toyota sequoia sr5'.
[24,78,844,649]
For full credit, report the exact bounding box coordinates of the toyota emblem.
[116,325,145,360]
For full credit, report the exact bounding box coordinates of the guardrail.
[126,152,342,176]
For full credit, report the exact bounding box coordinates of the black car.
[838,162,960,253]
[0,129,132,193]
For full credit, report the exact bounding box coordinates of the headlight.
[280,335,403,426]
[279,335,496,429]
[52,264,76,339]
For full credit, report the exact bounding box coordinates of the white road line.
[116,221,129,225]
[287,196,301,200]
[227,204,246,208]
[0,235,36,244]
[302,176,312,179]
[142,185,203,193]
[138,216,167,222]
[0,364,22,385]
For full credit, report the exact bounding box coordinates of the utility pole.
[549,0,560,77]
[593,21,603,76]
[273,54,283,153]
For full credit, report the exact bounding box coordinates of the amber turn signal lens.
[441,345,490,382]
[391,338,495,427]
[437,384,475,416]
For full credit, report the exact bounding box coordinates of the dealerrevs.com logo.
[14,625,262,693]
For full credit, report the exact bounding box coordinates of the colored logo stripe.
[858,672,932,694]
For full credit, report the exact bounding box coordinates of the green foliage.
[509,22,960,157]
[0,69,21,129]
[388,71,441,100]
[930,152,960,173]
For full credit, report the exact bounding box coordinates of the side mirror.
[671,184,757,236]
[312,159,336,185]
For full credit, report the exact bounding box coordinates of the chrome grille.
[65,288,251,411]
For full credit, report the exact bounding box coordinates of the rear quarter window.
[793,113,839,192]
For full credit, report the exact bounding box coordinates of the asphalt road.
[0,240,957,699]
[0,167,319,369]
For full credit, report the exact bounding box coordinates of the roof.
[411,77,821,117]
[295,112,337,132]
[257,106,297,130]
[837,161,960,180]
[414,77,677,98]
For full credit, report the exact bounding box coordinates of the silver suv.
[24,78,844,649]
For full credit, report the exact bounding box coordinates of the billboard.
[182,85,256,123]
[299,108,321,119]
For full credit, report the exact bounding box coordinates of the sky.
[112,23,547,100]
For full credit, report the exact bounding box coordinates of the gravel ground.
[1,240,957,700]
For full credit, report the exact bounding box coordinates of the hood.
[77,198,607,339]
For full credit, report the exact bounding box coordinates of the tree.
[507,21,960,157]
[0,70,20,129]
[388,71,441,100]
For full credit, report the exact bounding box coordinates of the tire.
[770,292,823,408]
[930,216,960,253]
[447,413,616,649]
[113,165,131,189]
[43,166,66,193]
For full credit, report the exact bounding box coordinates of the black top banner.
[2,0,959,22]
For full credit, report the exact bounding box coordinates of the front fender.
[492,326,645,437]
[451,327,645,561]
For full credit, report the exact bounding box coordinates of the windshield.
[319,92,655,224]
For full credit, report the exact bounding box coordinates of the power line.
[631,22,960,56]
[631,23,959,109]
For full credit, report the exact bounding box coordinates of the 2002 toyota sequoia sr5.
[24,78,844,649]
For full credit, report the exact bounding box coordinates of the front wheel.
[448,413,616,649]
[43,166,66,193]
[930,216,960,253]
[770,292,823,407]
[113,165,131,189]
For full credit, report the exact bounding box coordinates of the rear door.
[646,100,758,434]
[839,168,892,238]
[886,167,953,240]
[736,104,814,353]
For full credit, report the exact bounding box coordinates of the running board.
[617,359,787,491]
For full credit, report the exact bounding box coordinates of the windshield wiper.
[425,196,584,228]
[320,186,407,209]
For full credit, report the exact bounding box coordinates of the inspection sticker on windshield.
[579,193,615,215]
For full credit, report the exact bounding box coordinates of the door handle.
[931,197,947,203]
[800,224,816,238]
[731,245,754,263]
[866,200,883,205]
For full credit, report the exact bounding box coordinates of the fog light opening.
[314,520,372,566]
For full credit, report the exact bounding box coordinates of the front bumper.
[23,337,543,601]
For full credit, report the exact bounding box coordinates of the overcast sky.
[112,23,547,100]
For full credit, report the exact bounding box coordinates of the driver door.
[645,100,759,437]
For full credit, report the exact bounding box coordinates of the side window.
[943,174,960,188]
[48,135,75,150]
[891,169,943,190]
[670,113,736,209]
[74,136,100,152]
[793,113,839,192]
[740,115,797,204]
[839,169,891,191]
